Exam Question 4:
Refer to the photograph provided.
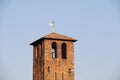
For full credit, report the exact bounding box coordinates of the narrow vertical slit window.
[52,42,57,58]
[48,67,50,72]
[69,68,71,74]
[62,43,67,59]
[62,72,64,80]
[55,72,57,80]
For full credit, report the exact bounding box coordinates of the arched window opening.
[62,43,67,59]
[48,66,50,72]
[52,42,57,58]
[34,45,38,58]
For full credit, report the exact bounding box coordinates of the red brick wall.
[44,39,74,80]
[33,39,75,80]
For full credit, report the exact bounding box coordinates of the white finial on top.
[50,20,55,32]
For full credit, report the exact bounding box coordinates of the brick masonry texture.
[31,32,77,80]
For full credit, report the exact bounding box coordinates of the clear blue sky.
[0,0,120,80]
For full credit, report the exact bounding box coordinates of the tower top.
[30,32,77,45]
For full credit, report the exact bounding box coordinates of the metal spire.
[50,20,55,32]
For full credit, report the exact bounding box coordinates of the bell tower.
[30,32,77,80]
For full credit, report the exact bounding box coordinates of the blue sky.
[0,0,120,80]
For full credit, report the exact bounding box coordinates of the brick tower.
[30,32,77,80]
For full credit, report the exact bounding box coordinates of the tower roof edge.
[30,32,77,45]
